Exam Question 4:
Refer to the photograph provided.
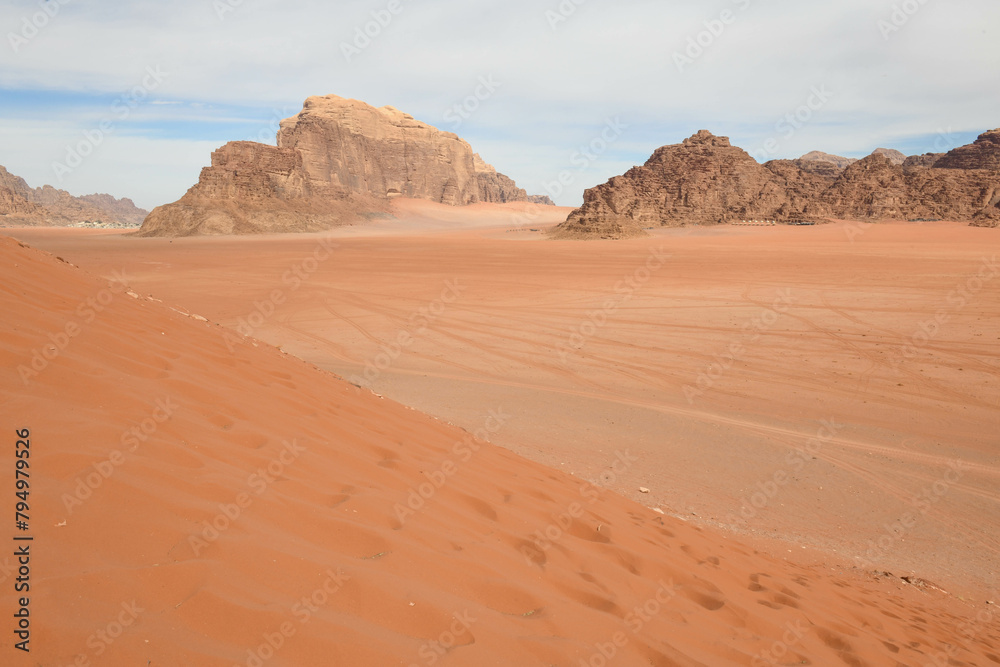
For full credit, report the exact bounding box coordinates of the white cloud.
[1,0,998,208]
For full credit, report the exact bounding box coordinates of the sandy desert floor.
[3,200,999,665]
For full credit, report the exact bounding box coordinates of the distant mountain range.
[0,166,148,228]
[6,98,1000,239]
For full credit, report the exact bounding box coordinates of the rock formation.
[473,153,530,204]
[799,151,857,169]
[0,167,40,217]
[553,130,816,238]
[824,140,1000,224]
[934,128,1000,170]
[277,97,476,205]
[788,158,846,180]
[762,160,836,218]
[871,148,907,165]
[138,141,384,237]
[277,96,543,207]
[527,194,556,206]
[140,95,549,236]
[903,154,944,170]
[820,154,912,219]
[554,129,1000,238]
[0,165,146,227]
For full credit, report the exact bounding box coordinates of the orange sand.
[3,203,999,665]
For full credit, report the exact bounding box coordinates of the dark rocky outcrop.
[554,129,1000,237]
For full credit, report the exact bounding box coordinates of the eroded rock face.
[922,130,1000,224]
[872,148,907,165]
[184,141,313,201]
[555,131,809,237]
[820,153,999,222]
[278,96,483,205]
[799,151,857,169]
[138,142,384,237]
[140,95,546,236]
[473,153,531,204]
[554,129,1000,237]
[820,154,913,219]
[762,160,834,218]
[788,158,846,180]
[910,167,1000,223]
[0,167,39,217]
[276,96,543,206]
[904,154,944,170]
[0,165,147,227]
[934,129,1000,170]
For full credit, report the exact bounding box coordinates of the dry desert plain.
[2,199,999,666]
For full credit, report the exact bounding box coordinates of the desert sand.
[3,202,999,665]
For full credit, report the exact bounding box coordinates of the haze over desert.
[3,1,1000,665]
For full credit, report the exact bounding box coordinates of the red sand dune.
[13,203,998,602]
[2,226,999,664]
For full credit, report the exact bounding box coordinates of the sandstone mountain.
[0,166,39,218]
[934,128,1000,170]
[553,130,820,239]
[140,95,549,237]
[872,147,907,165]
[473,153,531,204]
[789,157,846,180]
[553,129,1000,238]
[824,133,1000,224]
[799,151,857,169]
[799,148,905,168]
[139,141,390,237]
[904,153,944,170]
[473,158,552,206]
[278,96,546,208]
[819,153,911,219]
[526,194,556,206]
[0,165,147,227]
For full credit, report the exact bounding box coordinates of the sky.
[1,0,998,211]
